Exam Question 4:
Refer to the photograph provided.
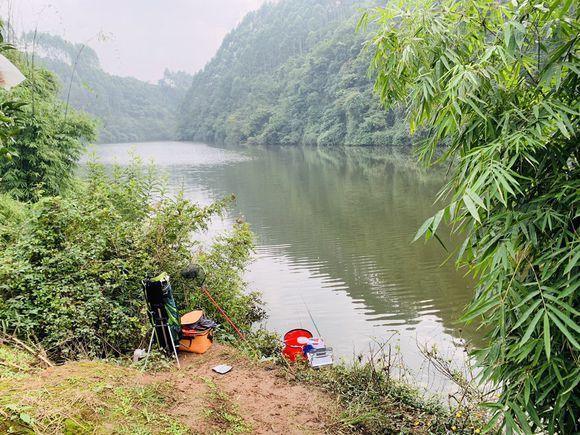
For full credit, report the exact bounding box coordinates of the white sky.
[0,0,268,82]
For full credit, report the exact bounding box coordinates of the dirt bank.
[0,344,339,434]
[173,345,339,433]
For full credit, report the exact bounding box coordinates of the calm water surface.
[94,141,479,393]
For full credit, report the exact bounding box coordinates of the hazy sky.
[0,0,268,82]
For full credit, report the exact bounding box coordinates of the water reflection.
[94,142,478,392]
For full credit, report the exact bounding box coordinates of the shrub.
[0,161,264,360]
[188,224,265,337]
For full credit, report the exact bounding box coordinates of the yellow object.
[181,310,203,325]
[179,329,213,354]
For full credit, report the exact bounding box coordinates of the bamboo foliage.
[0,25,22,161]
[361,0,578,432]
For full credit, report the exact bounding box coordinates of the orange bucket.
[179,329,213,354]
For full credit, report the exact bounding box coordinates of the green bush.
[0,194,25,237]
[0,161,264,360]
[189,225,265,336]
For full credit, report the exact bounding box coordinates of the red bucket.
[282,328,312,362]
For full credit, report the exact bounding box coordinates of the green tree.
[362,0,578,432]
[21,33,191,144]
[177,0,409,147]
[0,27,24,162]
[0,47,95,200]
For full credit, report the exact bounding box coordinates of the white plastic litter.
[212,364,232,374]
[0,54,25,90]
[133,348,147,362]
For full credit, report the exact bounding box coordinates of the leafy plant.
[189,222,265,336]
[0,160,264,360]
[294,355,486,434]
[0,35,96,200]
[0,25,25,163]
[361,0,578,432]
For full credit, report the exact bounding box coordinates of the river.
[93,141,479,394]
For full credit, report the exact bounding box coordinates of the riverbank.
[1,341,487,434]
[0,343,338,434]
[1,146,487,434]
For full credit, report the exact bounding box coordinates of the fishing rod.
[300,295,322,337]
[182,264,246,341]
[200,285,246,341]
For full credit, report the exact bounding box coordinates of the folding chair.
[142,272,181,368]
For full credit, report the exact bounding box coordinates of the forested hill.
[22,33,192,143]
[177,0,409,147]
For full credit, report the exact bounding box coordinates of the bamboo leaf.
[521,310,543,345]
[413,216,433,242]
[465,187,486,209]
[543,312,551,360]
[563,251,579,275]
[463,297,500,321]
[463,194,480,222]
[431,209,444,233]
[514,290,540,310]
[364,1,580,429]
[511,402,532,434]
[511,300,541,330]
[547,312,580,349]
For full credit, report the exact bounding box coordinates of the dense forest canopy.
[20,33,191,144]
[178,0,410,147]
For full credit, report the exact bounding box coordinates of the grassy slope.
[0,353,190,434]
[0,343,486,434]
[0,344,335,434]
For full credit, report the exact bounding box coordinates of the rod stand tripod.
[142,274,182,370]
[143,326,180,370]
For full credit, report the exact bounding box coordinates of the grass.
[241,329,489,434]
[0,344,252,435]
[0,336,488,434]
[292,361,486,434]
[0,359,189,434]
[0,345,36,380]
[202,378,252,435]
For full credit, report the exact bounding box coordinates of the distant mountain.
[21,33,192,143]
[178,0,410,147]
